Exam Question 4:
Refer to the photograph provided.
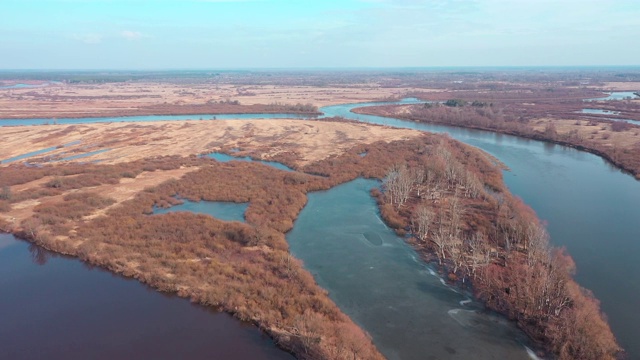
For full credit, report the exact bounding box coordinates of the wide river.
[0,234,294,360]
[2,98,639,358]
[321,99,640,358]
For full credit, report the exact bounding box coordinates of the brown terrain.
[0,119,418,167]
[354,95,640,179]
[0,118,620,360]
[0,119,424,360]
[0,81,424,119]
[0,73,632,359]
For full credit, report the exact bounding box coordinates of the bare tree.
[21,218,42,240]
[448,193,465,238]
[525,223,551,267]
[465,232,492,278]
[432,213,449,264]
[411,167,426,198]
[412,204,433,242]
[446,236,465,274]
[292,311,321,355]
[382,164,414,208]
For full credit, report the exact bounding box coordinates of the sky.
[1,0,639,69]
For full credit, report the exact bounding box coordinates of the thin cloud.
[72,33,103,44]
[120,30,146,40]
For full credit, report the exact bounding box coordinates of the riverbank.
[0,156,385,360]
[0,113,623,359]
[353,104,640,180]
[368,141,621,359]
[0,103,320,120]
[0,233,296,360]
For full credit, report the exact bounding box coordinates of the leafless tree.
[525,223,551,267]
[465,232,492,278]
[411,204,433,242]
[432,213,450,264]
[382,164,414,208]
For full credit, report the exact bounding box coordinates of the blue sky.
[1,0,639,69]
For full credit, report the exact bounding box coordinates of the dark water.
[3,96,639,357]
[0,233,294,360]
[153,199,248,222]
[322,100,640,358]
[287,179,534,360]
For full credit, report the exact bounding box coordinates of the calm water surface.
[585,91,639,101]
[287,179,533,360]
[0,113,309,127]
[580,108,621,115]
[322,100,640,358]
[153,199,248,222]
[206,152,294,171]
[0,233,294,360]
[4,97,640,358]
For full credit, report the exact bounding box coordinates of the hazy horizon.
[2,65,640,72]
[2,0,639,69]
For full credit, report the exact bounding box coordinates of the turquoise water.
[580,109,640,125]
[153,200,247,222]
[322,100,640,358]
[206,152,293,172]
[586,91,640,101]
[3,96,639,356]
[581,108,621,115]
[0,143,108,164]
[0,83,44,89]
[0,146,59,164]
[287,178,533,360]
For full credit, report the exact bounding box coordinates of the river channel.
[321,100,640,358]
[0,233,293,360]
[2,98,639,358]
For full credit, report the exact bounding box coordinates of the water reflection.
[27,243,51,265]
[322,99,640,358]
[0,234,294,360]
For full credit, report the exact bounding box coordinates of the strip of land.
[0,119,620,360]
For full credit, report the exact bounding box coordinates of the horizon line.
[2,65,640,72]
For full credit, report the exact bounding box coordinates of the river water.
[286,178,533,360]
[321,100,640,358]
[0,113,309,127]
[0,233,294,360]
[2,97,639,358]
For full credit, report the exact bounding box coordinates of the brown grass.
[0,120,419,167]
[1,121,620,359]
